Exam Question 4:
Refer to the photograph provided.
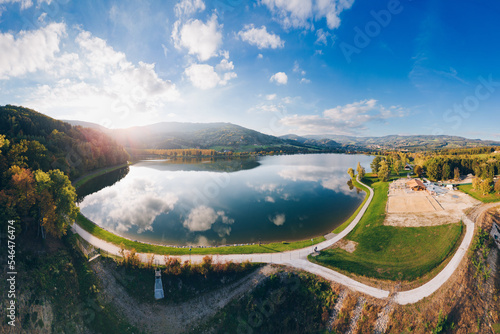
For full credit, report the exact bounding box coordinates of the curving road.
[72,177,490,305]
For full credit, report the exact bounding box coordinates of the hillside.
[0,105,129,179]
[301,134,500,151]
[63,120,342,153]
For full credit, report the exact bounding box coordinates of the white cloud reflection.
[183,206,234,236]
[79,177,178,233]
[269,213,286,226]
[278,166,358,197]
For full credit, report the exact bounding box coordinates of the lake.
[77,154,373,246]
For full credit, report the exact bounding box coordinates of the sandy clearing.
[330,239,358,253]
[385,190,480,227]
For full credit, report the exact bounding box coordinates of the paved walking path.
[72,177,490,305]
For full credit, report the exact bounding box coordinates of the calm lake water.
[77,154,373,246]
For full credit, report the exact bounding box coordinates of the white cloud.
[238,24,284,49]
[0,0,52,10]
[0,0,32,10]
[279,99,408,135]
[300,78,311,84]
[266,93,277,101]
[270,72,288,85]
[184,59,237,89]
[215,58,234,72]
[174,0,205,17]
[172,14,222,61]
[0,22,66,79]
[315,28,330,45]
[269,213,286,226]
[257,53,264,59]
[185,64,220,89]
[24,28,180,127]
[261,0,354,30]
[292,61,306,76]
[182,206,234,232]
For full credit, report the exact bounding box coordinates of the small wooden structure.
[154,268,164,300]
[407,179,426,191]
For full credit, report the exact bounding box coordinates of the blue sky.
[0,0,499,139]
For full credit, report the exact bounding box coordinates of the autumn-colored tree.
[8,166,37,217]
[0,134,9,154]
[454,167,461,181]
[480,178,493,195]
[356,162,365,179]
[393,160,402,176]
[414,165,423,178]
[347,167,355,179]
[472,177,481,191]
[495,179,500,194]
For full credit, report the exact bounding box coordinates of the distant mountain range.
[63,120,339,153]
[63,119,500,152]
[282,134,500,151]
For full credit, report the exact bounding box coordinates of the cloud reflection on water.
[278,165,358,197]
[79,176,178,233]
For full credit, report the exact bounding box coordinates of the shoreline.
[72,161,367,255]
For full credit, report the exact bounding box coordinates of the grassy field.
[76,213,325,255]
[458,184,500,203]
[311,175,464,281]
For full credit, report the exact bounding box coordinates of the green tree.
[370,156,382,174]
[426,159,441,181]
[356,162,365,179]
[347,168,355,179]
[35,169,79,238]
[454,167,461,181]
[378,160,390,182]
[441,163,451,181]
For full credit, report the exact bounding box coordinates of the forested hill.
[110,122,284,150]
[0,105,129,179]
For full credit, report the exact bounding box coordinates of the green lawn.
[311,175,464,281]
[76,213,325,255]
[458,184,500,203]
